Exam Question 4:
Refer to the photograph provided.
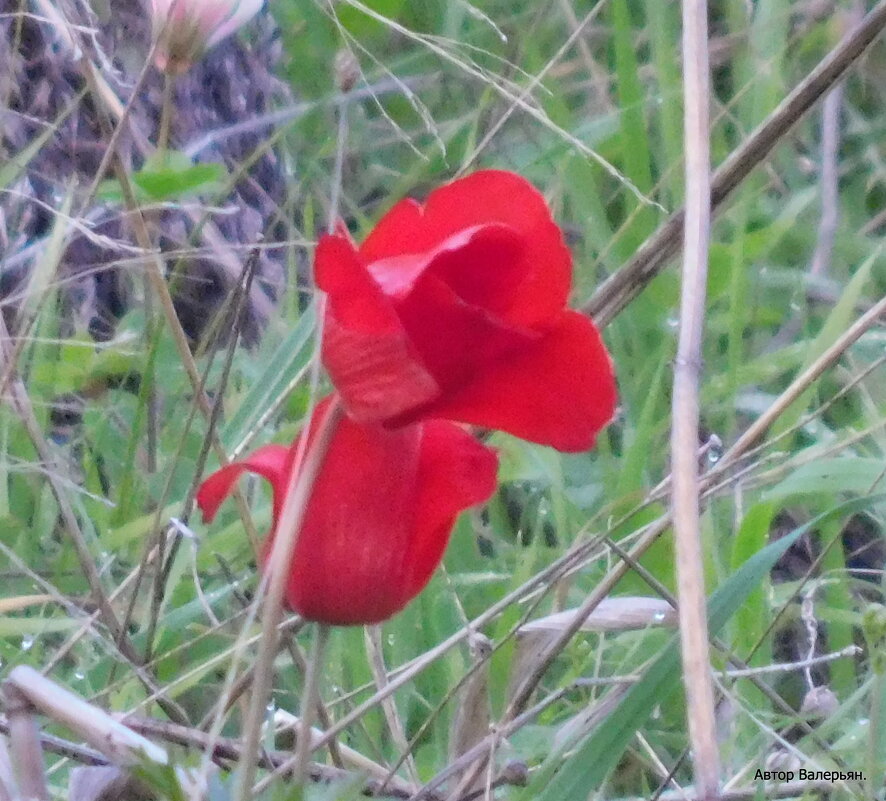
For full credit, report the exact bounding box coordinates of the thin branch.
[0,713,419,800]
[672,1,719,799]
[233,62,355,798]
[3,667,168,767]
[291,624,331,788]
[710,291,886,474]
[233,399,343,801]
[503,519,669,722]
[1,683,48,801]
[364,626,421,788]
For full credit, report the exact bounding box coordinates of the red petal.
[284,416,417,624]
[402,421,499,598]
[361,170,571,328]
[358,197,424,260]
[394,273,538,392]
[370,223,527,313]
[284,416,497,625]
[316,234,401,335]
[196,444,290,524]
[316,233,440,421]
[410,311,617,452]
[198,400,499,625]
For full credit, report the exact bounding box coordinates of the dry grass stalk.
[712,290,886,474]
[518,597,676,633]
[4,667,168,767]
[672,0,719,798]
[237,402,341,801]
[447,633,493,799]
[271,710,416,796]
[365,626,421,787]
[1,682,49,801]
[0,737,16,801]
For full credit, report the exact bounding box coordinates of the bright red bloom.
[316,170,617,453]
[196,397,497,625]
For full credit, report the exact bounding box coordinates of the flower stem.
[328,96,349,233]
[236,68,353,801]
[158,72,173,159]
[292,623,331,791]
[233,397,343,801]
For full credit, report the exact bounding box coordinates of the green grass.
[2,0,885,799]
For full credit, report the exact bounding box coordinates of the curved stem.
[292,624,331,790]
[233,398,344,801]
[158,73,174,159]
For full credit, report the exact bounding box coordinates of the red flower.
[196,397,498,625]
[316,170,616,453]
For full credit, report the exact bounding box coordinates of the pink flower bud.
[150,0,264,74]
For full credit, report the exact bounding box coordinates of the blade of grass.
[609,0,658,252]
[583,0,886,326]
[523,495,883,801]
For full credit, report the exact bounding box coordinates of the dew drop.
[666,317,679,329]
[653,611,666,622]
[74,670,85,681]
[706,434,723,465]
[21,634,34,651]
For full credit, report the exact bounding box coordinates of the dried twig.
[234,400,342,800]
[0,707,417,799]
[365,626,421,788]
[672,1,719,798]
[711,291,886,473]
[240,69,358,799]
[3,667,168,767]
[1,682,49,801]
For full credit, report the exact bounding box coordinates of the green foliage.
[2,0,885,798]
[99,151,227,202]
[524,497,881,801]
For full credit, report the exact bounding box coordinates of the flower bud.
[334,49,360,93]
[800,685,839,720]
[150,0,264,75]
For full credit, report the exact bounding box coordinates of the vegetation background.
[1,0,885,799]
